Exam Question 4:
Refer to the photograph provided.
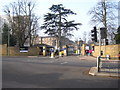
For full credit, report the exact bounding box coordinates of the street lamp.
[28,2,31,47]
[7,10,10,56]
[7,26,10,56]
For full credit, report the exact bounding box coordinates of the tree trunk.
[58,11,62,51]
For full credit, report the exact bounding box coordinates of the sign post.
[100,27,107,57]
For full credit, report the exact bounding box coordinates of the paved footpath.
[82,56,120,78]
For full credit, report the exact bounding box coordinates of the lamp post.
[28,3,31,47]
[7,28,10,56]
[7,10,11,56]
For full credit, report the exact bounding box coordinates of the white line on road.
[50,60,55,63]
[61,62,68,64]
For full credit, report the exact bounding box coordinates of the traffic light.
[91,26,97,42]
[106,39,108,45]
[100,27,107,39]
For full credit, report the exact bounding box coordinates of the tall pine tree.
[2,23,16,46]
[115,26,120,44]
[41,4,81,50]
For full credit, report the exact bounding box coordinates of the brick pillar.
[81,44,85,56]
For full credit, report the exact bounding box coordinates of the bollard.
[59,51,62,57]
[64,49,66,56]
[76,50,78,55]
[78,50,80,55]
[97,56,100,72]
[51,52,54,58]
[107,55,110,60]
[43,46,46,56]
[43,50,46,56]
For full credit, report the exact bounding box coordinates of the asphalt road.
[2,56,119,88]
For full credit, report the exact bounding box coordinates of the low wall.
[0,44,7,56]
[93,44,120,58]
[0,44,40,56]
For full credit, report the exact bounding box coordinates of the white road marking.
[50,61,54,63]
[61,62,68,64]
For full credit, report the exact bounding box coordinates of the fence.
[97,56,120,73]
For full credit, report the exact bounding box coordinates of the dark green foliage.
[115,26,120,44]
[41,4,81,37]
[2,23,17,46]
[2,23,9,44]
[9,34,17,46]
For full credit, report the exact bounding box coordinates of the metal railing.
[97,56,120,73]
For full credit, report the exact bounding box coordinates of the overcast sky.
[0,0,119,41]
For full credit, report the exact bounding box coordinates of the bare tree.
[4,0,40,47]
[83,31,87,43]
[87,31,92,43]
[88,0,118,44]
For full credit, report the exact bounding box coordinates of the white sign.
[85,46,89,50]
[20,47,28,53]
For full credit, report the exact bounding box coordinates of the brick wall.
[0,44,7,56]
[93,44,120,57]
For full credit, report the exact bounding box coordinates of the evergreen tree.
[115,26,120,44]
[41,4,81,50]
[2,23,17,46]
[2,23,9,45]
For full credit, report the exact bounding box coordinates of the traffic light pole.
[104,38,106,57]
[100,27,107,57]
[99,28,101,56]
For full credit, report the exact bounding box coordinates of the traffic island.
[89,67,120,78]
